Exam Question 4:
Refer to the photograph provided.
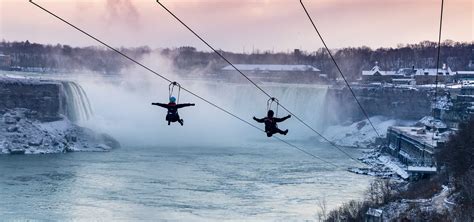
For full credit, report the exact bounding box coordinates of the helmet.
[267,110,274,117]
[169,96,176,103]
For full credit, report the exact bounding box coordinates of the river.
[0,142,370,221]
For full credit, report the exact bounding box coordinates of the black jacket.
[253,115,290,131]
[151,102,195,115]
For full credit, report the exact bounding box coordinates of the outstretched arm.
[151,103,169,108]
[176,103,195,109]
[275,115,291,122]
[253,116,265,123]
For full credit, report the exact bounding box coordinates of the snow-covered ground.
[0,108,119,154]
[347,147,410,180]
[323,116,414,147]
[379,185,455,221]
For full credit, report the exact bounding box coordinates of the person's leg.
[266,132,273,137]
[175,114,183,126]
[276,128,288,135]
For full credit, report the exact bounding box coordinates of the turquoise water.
[0,142,370,221]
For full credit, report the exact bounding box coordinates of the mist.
[75,53,333,148]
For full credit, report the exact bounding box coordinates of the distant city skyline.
[1,0,472,52]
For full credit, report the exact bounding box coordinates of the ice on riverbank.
[323,116,414,147]
[347,147,410,180]
[0,108,119,154]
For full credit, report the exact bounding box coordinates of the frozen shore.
[322,116,414,148]
[0,108,119,154]
[348,147,410,180]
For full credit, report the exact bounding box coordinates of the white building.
[361,62,456,84]
[221,64,324,83]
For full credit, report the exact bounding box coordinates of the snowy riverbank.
[348,147,410,180]
[322,116,414,147]
[0,108,119,154]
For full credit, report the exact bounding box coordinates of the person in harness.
[253,110,291,137]
[151,96,195,126]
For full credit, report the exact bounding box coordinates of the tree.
[437,117,474,218]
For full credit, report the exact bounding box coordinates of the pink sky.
[1,0,472,52]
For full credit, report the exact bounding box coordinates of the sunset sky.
[0,0,473,52]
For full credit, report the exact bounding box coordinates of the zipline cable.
[432,0,445,144]
[433,0,445,119]
[156,1,363,164]
[29,0,339,168]
[299,0,381,138]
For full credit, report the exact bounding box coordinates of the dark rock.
[0,79,63,122]
[9,148,25,155]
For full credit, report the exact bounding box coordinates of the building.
[361,63,456,85]
[385,125,452,179]
[412,67,455,85]
[365,208,383,222]
[456,71,474,82]
[361,63,397,83]
[386,126,438,167]
[221,64,324,83]
[385,117,453,172]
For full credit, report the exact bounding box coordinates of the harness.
[169,81,181,104]
[265,97,280,131]
[267,97,279,118]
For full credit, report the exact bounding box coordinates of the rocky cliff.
[0,77,119,154]
[0,78,64,122]
[325,86,435,122]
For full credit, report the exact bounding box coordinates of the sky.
[0,0,473,52]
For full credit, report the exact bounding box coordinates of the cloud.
[105,0,140,29]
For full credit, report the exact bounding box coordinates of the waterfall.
[79,77,336,146]
[183,81,333,136]
[61,81,94,123]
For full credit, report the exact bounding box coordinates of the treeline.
[163,40,473,79]
[0,40,151,74]
[1,40,473,78]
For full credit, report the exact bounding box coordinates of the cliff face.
[325,86,434,122]
[0,78,64,122]
[0,77,119,154]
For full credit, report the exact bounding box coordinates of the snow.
[378,156,409,179]
[417,116,447,129]
[39,119,72,132]
[221,64,320,72]
[362,70,397,76]
[323,116,412,147]
[366,208,383,217]
[0,108,118,155]
[432,96,452,110]
[390,125,452,150]
[457,71,474,75]
[446,84,463,89]
[407,166,437,172]
[378,185,455,221]
[348,148,409,180]
[417,84,446,88]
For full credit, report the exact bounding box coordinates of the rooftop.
[221,64,320,72]
[389,126,451,150]
[457,71,474,75]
